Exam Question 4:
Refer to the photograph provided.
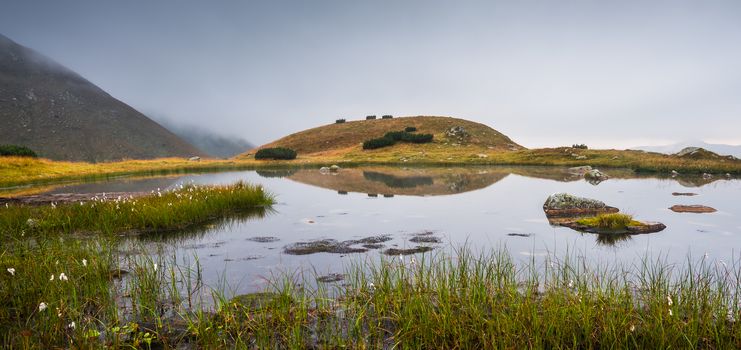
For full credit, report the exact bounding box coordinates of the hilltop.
[240,116,524,159]
[0,33,204,162]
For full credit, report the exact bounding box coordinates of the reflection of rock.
[543,193,618,218]
[669,205,717,213]
[316,273,345,283]
[672,192,698,196]
[568,166,592,174]
[584,169,608,184]
[330,165,341,172]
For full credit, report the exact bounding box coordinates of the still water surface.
[36,166,741,294]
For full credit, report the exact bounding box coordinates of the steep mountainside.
[0,33,205,162]
[244,116,524,157]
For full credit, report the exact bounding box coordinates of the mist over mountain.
[632,140,741,158]
[0,33,204,162]
[153,117,254,158]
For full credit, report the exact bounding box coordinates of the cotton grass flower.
[629,324,635,332]
[668,309,673,317]
[38,302,48,312]
[82,259,87,267]
[7,268,15,276]
[667,294,673,306]
[68,321,76,329]
[58,273,68,281]
[49,274,54,281]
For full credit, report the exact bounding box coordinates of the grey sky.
[2,0,740,148]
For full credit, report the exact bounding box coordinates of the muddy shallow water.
[19,166,741,294]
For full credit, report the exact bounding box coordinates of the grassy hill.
[241,116,524,158]
[0,33,205,162]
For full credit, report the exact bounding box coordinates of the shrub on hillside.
[335,119,346,124]
[0,145,37,158]
[572,144,588,149]
[254,147,297,160]
[363,137,396,150]
[382,115,393,119]
[383,131,434,144]
[402,133,433,143]
[366,115,377,120]
[404,126,417,132]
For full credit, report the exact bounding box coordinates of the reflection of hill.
[287,167,510,196]
[363,171,433,188]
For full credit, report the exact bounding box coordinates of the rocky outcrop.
[543,193,618,218]
[669,205,717,213]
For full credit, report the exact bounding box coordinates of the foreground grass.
[6,241,741,348]
[0,181,273,348]
[0,181,273,238]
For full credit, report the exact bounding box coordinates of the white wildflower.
[59,272,68,281]
[68,321,76,329]
[153,263,158,272]
[568,279,574,288]
[668,309,673,316]
[667,294,673,306]
[49,274,54,281]
[82,259,87,267]
[79,201,84,206]
[38,302,48,312]
[7,268,15,276]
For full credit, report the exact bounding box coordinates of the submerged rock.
[383,246,434,255]
[316,273,345,283]
[246,236,280,243]
[283,235,392,255]
[329,164,341,172]
[669,205,717,213]
[409,236,442,243]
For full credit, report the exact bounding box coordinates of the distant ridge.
[0,33,205,162]
[633,140,741,158]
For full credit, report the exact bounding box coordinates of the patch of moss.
[576,213,643,230]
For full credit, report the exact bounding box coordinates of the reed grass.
[4,242,741,348]
[0,181,273,238]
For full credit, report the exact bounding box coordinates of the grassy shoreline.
[1,147,740,189]
[5,241,741,348]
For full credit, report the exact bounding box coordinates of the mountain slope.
[0,33,205,162]
[243,116,524,157]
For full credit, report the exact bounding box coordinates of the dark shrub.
[254,147,297,160]
[0,145,37,157]
[402,133,433,143]
[366,115,377,120]
[363,137,396,150]
[572,144,588,149]
[404,126,417,132]
[335,119,346,124]
[384,131,406,141]
[381,115,393,119]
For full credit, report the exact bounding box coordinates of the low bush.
[362,137,396,150]
[381,115,393,119]
[383,131,433,144]
[402,133,433,143]
[335,119,346,124]
[255,148,297,160]
[0,144,37,157]
[404,126,417,132]
[572,144,588,149]
[366,115,377,120]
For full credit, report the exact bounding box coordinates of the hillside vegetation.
[244,116,524,157]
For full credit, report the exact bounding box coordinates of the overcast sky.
[2,0,740,148]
